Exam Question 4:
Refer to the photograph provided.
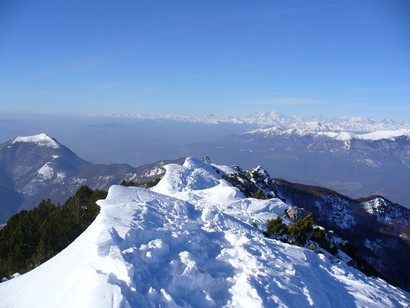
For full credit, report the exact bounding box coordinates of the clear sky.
[0,0,409,120]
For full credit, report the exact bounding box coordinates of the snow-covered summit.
[0,158,408,307]
[12,133,60,149]
[360,196,410,224]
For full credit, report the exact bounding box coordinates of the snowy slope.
[0,158,409,307]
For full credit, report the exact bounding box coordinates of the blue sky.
[0,0,409,119]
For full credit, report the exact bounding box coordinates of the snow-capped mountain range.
[0,133,183,223]
[245,125,410,141]
[98,111,410,131]
[0,157,409,307]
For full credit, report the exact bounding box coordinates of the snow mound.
[12,133,60,149]
[0,158,409,307]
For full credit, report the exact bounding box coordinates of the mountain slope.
[0,158,408,307]
[0,133,184,223]
[270,178,410,290]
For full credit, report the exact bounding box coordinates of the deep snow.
[0,157,409,307]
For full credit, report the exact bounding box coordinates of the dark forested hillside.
[0,186,106,280]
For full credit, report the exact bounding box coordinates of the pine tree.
[266,216,288,237]
[288,212,313,246]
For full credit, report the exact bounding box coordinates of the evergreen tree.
[266,216,288,237]
[253,189,271,200]
[288,212,313,246]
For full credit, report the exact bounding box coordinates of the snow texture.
[0,157,409,307]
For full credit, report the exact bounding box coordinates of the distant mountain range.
[98,111,410,131]
[0,133,183,223]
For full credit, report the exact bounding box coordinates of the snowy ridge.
[356,128,410,141]
[0,158,409,307]
[319,129,410,141]
[246,126,410,142]
[12,133,60,149]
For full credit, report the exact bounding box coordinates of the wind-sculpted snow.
[0,158,409,307]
